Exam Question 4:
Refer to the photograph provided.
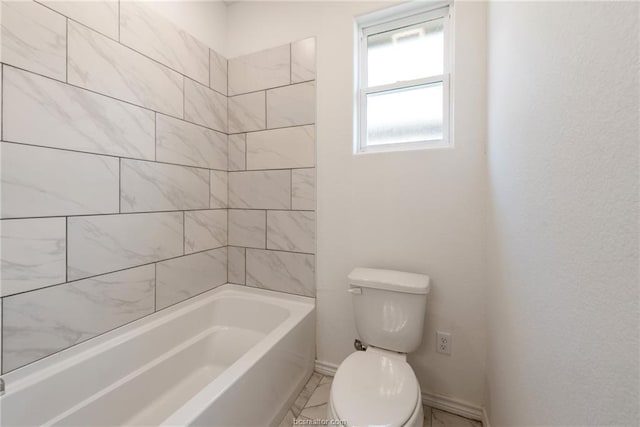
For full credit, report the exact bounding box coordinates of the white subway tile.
[291,38,316,83]
[120,160,210,213]
[292,169,316,211]
[228,246,246,285]
[229,170,291,209]
[210,49,228,95]
[120,1,209,85]
[228,44,290,95]
[156,114,227,170]
[246,249,315,297]
[3,67,155,160]
[210,170,228,209]
[0,218,66,296]
[184,210,227,254]
[156,248,227,309]
[229,91,266,133]
[267,211,315,254]
[2,265,155,373]
[228,133,246,171]
[1,1,66,81]
[38,0,119,40]
[1,142,119,218]
[184,78,227,133]
[228,209,266,249]
[246,125,314,169]
[68,22,183,117]
[67,212,183,280]
[267,82,316,128]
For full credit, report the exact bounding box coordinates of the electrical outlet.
[436,331,451,355]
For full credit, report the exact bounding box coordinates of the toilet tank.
[348,268,430,354]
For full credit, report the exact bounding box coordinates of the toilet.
[327,268,430,427]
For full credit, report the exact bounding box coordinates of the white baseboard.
[314,359,338,376]
[482,407,491,427]
[315,359,486,423]
[422,391,483,421]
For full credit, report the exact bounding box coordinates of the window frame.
[357,4,452,154]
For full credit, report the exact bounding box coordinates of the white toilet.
[327,268,430,427]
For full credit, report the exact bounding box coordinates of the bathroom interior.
[0,0,637,426]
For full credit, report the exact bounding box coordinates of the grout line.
[228,79,315,98]
[2,246,228,299]
[229,122,316,136]
[0,208,230,222]
[182,211,186,255]
[0,208,231,222]
[1,64,227,134]
[0,139,229,173]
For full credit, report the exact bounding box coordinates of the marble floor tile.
[431,409,482,427]
[299,403,328,420]
[291,372,322,417]
[304,381,331,408]
[284,375,481,427]
[424,406,433,427]
[299,376,332,420]
[278,410,295,427]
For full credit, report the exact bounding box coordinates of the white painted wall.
[486,2,639,425]
[144,0,227,55]
[227,1,488,407]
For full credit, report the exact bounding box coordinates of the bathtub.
[0,284,315,426]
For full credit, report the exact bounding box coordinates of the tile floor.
[279,372,482,427]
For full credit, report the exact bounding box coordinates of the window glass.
[366,82,443,146]
[367,18,444,87]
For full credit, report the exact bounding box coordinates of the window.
[357,5,451,153]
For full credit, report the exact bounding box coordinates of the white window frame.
[356,4,452,154]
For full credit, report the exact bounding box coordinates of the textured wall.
[226,1,488,408]
[486,2,639,425]
[0,0,229,373]
[226,39,317,298]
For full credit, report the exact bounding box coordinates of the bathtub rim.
[0,284,315,399]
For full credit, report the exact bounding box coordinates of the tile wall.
[227,39,316,297]
[0,0,315,373]
[0,0,316,375]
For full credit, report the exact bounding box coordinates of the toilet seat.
[329,348,421,427]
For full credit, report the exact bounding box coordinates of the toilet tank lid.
[348,268,430,294]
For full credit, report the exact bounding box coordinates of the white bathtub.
[0,284,315,426]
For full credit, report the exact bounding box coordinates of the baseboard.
[482,407,492,427]
[314,359,486,423]
[422,391,484,421]
[314,359,338,376]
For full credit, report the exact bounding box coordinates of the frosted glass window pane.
[366,83,443,146]
[367,18,444,87]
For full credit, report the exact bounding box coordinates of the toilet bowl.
[327,268,430,427]
[327,347,424,427]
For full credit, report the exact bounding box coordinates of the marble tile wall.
[0,0,317,373]
[227,37,316,297]
[0,0,229,374]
